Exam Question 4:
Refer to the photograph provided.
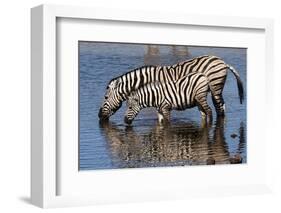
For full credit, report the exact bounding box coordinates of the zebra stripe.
[124,72,213,124]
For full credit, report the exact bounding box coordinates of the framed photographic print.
[31,4,274,208]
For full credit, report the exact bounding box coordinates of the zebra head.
[124,93,141,125]
[98,79,123,121]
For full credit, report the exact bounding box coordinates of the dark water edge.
[79,42,247,170]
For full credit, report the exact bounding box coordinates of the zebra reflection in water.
[99,118,246,168]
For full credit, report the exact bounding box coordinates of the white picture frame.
[31,4,274,208]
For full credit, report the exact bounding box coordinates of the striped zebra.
[98,55,244,120]
[124,72,215,124]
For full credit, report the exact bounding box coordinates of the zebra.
[124,72,215,125]
[98,55,244,120]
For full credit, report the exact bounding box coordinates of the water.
[79,42,247,170]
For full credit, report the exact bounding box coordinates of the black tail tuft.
[237,79,244,104]
[237,77,244,104]
[228,65,244,104]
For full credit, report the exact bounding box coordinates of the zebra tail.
[227,65,244,104]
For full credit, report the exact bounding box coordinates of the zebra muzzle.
[98,108,109,121]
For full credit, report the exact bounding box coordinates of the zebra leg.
[162,109,171,122]
[212,95,225,117]
[209,78,226,117]
[158,104,171,124]
[157,111,170,124]
[157,113,165,123]
[196,97,213,124]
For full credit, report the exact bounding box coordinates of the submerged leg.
[157,111,171,124]
[196,96,213,124]
[157,112,165,123]
[158,104,171,124]
[198,109,208,127]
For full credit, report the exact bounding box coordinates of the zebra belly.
[171,102,196,111]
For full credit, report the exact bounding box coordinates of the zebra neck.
[119,92,128,101]
[116,83,130,101]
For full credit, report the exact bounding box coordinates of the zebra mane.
[107,64,157,86]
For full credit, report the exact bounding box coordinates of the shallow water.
[79,42,247,170]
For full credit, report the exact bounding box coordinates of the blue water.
[79,42,247,170]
